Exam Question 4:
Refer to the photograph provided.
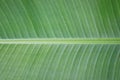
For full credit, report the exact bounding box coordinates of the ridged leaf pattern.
[0,0,120,38]
[0,0,120,80]
[0,44,120,80]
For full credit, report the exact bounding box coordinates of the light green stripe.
[0,38,120,44]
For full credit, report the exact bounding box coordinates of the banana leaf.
[0,0,120,80]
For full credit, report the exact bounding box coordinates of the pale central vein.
[0,38,120,44]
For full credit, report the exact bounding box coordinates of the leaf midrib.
[0,38,120,44]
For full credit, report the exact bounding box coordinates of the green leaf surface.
[0,0,120,38]
[0,44,120,80]
[0,0,120,80]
